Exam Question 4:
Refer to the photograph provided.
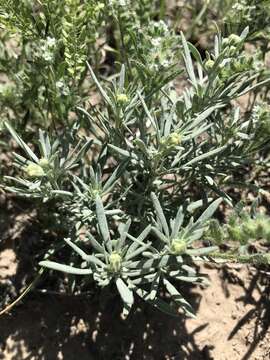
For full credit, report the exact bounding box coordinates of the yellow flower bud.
[168,132,182,146]
[170,239,187,255]
[228,34,242,45]
[25,163,45,178]
[160,132,182,148]
[205,59,215,71]
[116,93,129,104]
[39,157,50,168]
[109,252,122,272]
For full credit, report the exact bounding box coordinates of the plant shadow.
[219,265,270,360]
[0,197,214,360]
[0,287,212,360]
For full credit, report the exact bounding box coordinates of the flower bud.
[116,93,129,104]
[160,138,166,146]
[109,252,122,272]
[170,239,187,255]
[231,60,243,72]
[25,163,45,178]
[39,157,50,168]
[205,59,215,71]
[228,34,242,45]
[160,132,182,148]
[168,132,182,146]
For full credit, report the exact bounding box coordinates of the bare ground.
[1,245,270,360]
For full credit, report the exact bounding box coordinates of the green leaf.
[64,238,89,261]
[39,261,92,275]
[117,219,132,250]
[87,62,112,106]
[171,206,184,239]
[108,144,136,159]
[196,198,223,224]
[138,93,158,132]
[151,227,169,243]
[95,195,111,251]
[149,273,160,300]
[163,278,195,318]
[87,233,104,253]
[181,32,197,89]
[5,122,39,163]
[103,162,127,192]
[119,64,125,91]
[137,224,151,242]
[187,104,223,131]
[135,287,179,317]
[125,240,152,261]
[116,278,134,318]
[183,145,227,167]
[187,245,218,256]
[151,192,169,237]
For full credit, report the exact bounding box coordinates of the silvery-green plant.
[39,195,221,317]
[4,122,92,199]
[3,27,270,316]
[205,200,270,265]
[1,0,270,317]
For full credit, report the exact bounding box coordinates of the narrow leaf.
[39,261,92,275]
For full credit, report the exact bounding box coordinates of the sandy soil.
[1,244,270,360]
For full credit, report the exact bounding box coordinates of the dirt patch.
[0,249,17,280]
[0,263,270,360]
[186,265,270,360]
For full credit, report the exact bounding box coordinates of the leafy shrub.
[0,0,270,317]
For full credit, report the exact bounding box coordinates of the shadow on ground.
[221,266,270,360]
[0,290,210,360]
[1,197,270,360]
[0,197,210,360]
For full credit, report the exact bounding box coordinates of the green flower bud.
[231,60,244,72]
[25,163,45,178]
[228,34,242,45]
[168,132,182,146]
[109,252,122,273]
[88,185,101,199]
[116,93,129,104]
[39,157,50,168]
[205,59,215,71]
[160,132,182,148]
[170,239,187,255]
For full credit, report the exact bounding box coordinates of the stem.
[0,269,44,316]
[116,11,132,78]
[208,252,269,265]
